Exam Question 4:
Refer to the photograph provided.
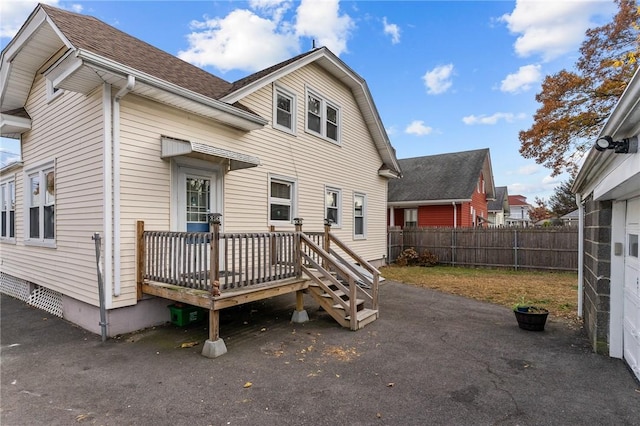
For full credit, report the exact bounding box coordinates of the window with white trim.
[0,178,16,240]
[354,193,366,238]
[273,85,296,134]
[26,163,55,243]
[404,208,417,228]
[325,186,341,227]
[269,176,296,223]
[306,88,340,143]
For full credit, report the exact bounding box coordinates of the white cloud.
[382,17,400,44]
[294,0,354,56]
[405,120,433,136]
[386,125,398,136]
[423,64,454,95]
[517,164,539,176]
[178,9,299,73]
[462,112,526,125]
[0,0,59,38]
[178,0,353,73]
[70,4,83,13]
[500,0,615,61]
[500,64,541,93]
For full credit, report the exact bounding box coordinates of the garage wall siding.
[582,196,612,354]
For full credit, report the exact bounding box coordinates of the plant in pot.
[512,297,549,331]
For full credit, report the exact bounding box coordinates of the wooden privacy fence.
[388,226,578,272]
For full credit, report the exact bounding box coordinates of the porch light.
[208,213,222,225]
[293,217,304,226]
[324,218,334,226]
[594,135,638,154]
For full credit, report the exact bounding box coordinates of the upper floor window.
[269,175,297,224]
[354,192,366,239]
[325,186,342,227]
[0,178,16,240]
[306,87,340,144]
[26,162,55,245]
[273,85,296,134]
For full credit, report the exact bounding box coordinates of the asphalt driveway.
[1,281,639,425]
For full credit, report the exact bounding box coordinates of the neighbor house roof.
[388,148,494,204]
[508,195,529,206]
[488,186,509,212]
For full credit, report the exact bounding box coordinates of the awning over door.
[161,136,261,170]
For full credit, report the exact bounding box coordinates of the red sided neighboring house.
[387,149,495,228]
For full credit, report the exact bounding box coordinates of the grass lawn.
[380,265,580,324]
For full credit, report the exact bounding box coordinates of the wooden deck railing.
[136,219,379,311]
[137,221,298,293]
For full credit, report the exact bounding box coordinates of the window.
[404,209,417,228]
[0,178,15,240]
[273,85,296,134]
[269,176,296,223]
[26,163,55,244]
[354,193,366,238]
[325,187,341,227]
[306,87,340,143]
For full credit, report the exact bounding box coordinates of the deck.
[136,219,380,358]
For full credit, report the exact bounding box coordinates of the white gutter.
[102,83,113,308]
[113,76,135,297]
[76,49,267,129]
[576,193,584,317]
[389,198,471,208]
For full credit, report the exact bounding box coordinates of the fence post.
[514,228,519,271]
[136,220,144,301]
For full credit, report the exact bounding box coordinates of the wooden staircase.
[299,233,379,330]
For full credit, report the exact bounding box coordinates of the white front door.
[623,196,640,381]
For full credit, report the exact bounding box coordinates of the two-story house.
[0,4,401,351]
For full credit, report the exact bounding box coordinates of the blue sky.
[0,0,618,203]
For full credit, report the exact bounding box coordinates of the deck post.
[291,218,309,323]
[323,219,332,270]
[269,225,276,265]
[203,213,227,358]
[136,221,144,301]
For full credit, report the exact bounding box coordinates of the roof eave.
[77,50,267,131]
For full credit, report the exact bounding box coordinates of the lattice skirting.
[0,273,63,317]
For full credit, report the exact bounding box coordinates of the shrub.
[396,247,438,267]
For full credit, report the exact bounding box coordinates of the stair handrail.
[327,233,380,310]
[299,233,358,327]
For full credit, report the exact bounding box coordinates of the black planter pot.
[514,307,549,331]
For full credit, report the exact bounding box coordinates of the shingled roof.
[388,149,492,203]
[41,4,233,100]
[488,186,508,211]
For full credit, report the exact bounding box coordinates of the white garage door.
[623,197,640,381]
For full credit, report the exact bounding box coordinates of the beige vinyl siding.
[0,74,105,305]
[113,62,389,302]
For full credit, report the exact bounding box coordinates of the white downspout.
[452,202,457,228]
[389,206,395,227]
[103,84,113,308]
[576,193,584,318]
[113,76,136,297]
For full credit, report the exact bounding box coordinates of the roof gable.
[220,46,401,176]
[388,149,493,203]
[488,186,509,211]
[41,4,233,100]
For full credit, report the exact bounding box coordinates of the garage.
[623,197,640,381]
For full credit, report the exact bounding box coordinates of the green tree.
[549,177,577,217]
[519,0,640,176]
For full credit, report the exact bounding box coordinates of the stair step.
[332,298,364,310]
[322,290,346,298]
[346,308,378,326]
